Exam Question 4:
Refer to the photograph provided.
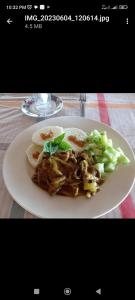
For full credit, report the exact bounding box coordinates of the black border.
[0,219,135,298]
[0,1,134,92]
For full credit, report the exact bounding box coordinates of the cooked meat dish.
[32,150,104,198]
[26,126,130,199]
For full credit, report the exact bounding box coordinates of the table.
[0,93,135,218]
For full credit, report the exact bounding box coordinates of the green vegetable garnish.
[58,141,72,151]
[43,133,71,155]
[43,141,59,155]
[53,133,65,145]
[85,130,130,177]
[95,163,104,176]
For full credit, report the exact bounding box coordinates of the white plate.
[3,116,135,218]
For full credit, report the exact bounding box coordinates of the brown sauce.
[32,151,40,159]
[68,135,85,147]
[40,131,53,140]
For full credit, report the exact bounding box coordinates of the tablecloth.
[0,93,135,218]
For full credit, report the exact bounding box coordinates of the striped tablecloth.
[0,93,135,218]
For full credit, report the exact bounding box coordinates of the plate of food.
[3,116,135,218]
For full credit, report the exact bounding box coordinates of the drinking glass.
[21,93,63,118]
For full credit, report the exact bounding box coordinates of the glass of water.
[21,93,63,118]
[30,93,52,115]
